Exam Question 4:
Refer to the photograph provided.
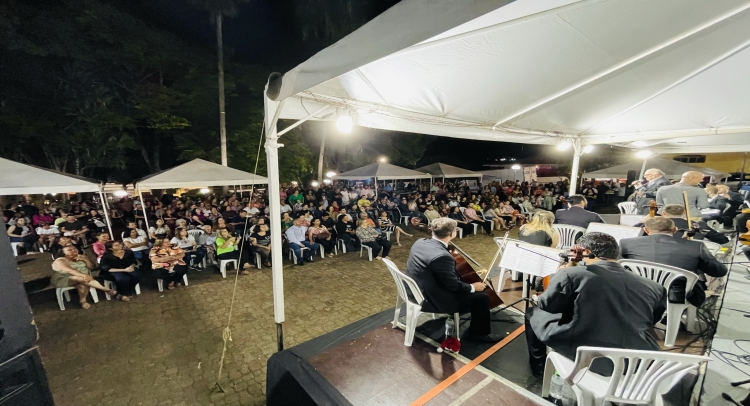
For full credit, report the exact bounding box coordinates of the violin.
[449,242,503,309]
[541,246,585,291]
[648,200,657,217]
[559,196,569,209]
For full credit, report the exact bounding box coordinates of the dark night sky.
[120,0,544,170]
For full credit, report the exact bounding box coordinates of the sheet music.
[586,223,642,243]
[498,242,563,277]
[619,214,644,227]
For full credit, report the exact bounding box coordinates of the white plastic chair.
[219,259,237,278]
[381,225,395,241]
[10,242,20,257]
[337,238,348,254]
[157,274,189,292]
[396,207,410,225]
[360,244,373,261]
[542,346,709,406]
[617,202,637,215]
[552,224,587,250]
[288,245,310,264]
[187,229,203,238]
[382,258,460,346]
[618,260,699,347]
[103,280,141,300]
[700,240,722,257]
[56,286,99,310]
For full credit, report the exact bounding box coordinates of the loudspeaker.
[0,224,54,405]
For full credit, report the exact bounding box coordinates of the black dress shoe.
[305,257,314,263]
[466,333,503,343]
[530,364,545,379]
[297,261,304,266]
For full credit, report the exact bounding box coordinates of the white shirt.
[123,236,149,251]
[244,207,260,215]
[431,236,474,292]
[285,225,308,245]
[170,235,196,249]
[36,226,59,235]
[280,204,292,213]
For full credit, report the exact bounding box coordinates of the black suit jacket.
[406,238,471,313]
[620,234,727,305]
[635,176,671,215]
[529,262,666,361]
[554,206,603,229]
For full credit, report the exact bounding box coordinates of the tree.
[187,0,249,167]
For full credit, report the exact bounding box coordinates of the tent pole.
[98,190,114,239]
[374,177,378,197]
[639,158,648,179]
[569,139,582,196]
[137,189,150,231]
[265,89,287,352]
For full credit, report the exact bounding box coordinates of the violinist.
[525,232,667,378]
[406,218,503,343]
[620,217,727,307]
[553,195,604,229]
[661,204,728,244]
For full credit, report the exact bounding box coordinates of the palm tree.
[188,0,247,166]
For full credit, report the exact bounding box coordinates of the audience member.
[355,219,392,260]
[150,239,189,290]
[99,240,142,301]
[51,245,116,309]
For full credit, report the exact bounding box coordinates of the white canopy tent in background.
[332,162,430,180]
[135,158,268,230]
[481,169,520,183]
[583,157,727,180]
[262,0,750,352]
[0,157,114,237]
[414,163,482,183]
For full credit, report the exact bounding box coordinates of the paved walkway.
[30,225,503,406]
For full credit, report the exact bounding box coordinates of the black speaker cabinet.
[0,226,54,405]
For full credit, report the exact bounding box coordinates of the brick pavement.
[31,226,508,406]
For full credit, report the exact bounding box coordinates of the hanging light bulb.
[311,181,319,187]
[336,114,353,133]
[200,188,210,194]
[325,171,336,178]
[582,145,594,154]
[557,140,572,151]
[636,149,653,159]
[114,190,128,197]
[323,179,332,185]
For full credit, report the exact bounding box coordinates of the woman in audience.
[99,240,142,301]
[7,218,39,254]
[150,239,188,290]
[50,236,83,258]
[309,218,335,258]
[190,208,208,228]
[463,204,493,236]
[122,228,151,263]
[483,203,507,231]
[51,245,116,309]
[335,215,359,251]
[355,219,392,260]
[518,210,559,248]
[86,209,108,235]
[215,229,253,274]
[171,227,205,268]
[448,206,474,236]
[250,224,272,267]
[280,212,294,231]
[91,232,110,259]
[148,218,171,241]
[33,208,54,227]
[212,217,233,235]
[377,210,412,246]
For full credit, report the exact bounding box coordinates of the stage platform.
[268,299,701,406]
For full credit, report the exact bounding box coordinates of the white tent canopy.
[0,157,102,195]
[135,159,268,189]
[414,163,482,179]
[270,0,750,153]
[583,157,727,179]
[332,162,430,180]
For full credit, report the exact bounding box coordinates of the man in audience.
[424,204,440,224]
[554,195,603,229]
[285,218,319,266]
[526,233,666,377]
[335,215,359,251]
[620,216,727,307]
[59,213,88,243]
[231,210,249,237]
[125,221,147,240]
[656,171,709,219]
[660,204,728,244]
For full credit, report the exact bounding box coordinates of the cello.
[448,242,504,309]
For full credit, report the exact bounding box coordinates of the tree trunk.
[74,157,81,176]
[217,13,228,167]
[152,136,161,172]
[317,133,326,183]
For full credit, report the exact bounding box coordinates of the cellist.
[406,217,503,343]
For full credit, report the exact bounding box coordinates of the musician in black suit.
[633,168,671,215]
[406,217,502,343]
[554,195,604,229]
[620,216,727,307]
[526,232,666,378]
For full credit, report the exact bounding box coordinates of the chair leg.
[64,290,71,302]
[664,303,686,347]
[56,289,66,311]
[392,298,403,328]
[541,356,556,397]
[103,281,113,300]
[183,274,189,286]
[685,306,698,333]
[453,312,460,339]
[157,279,164,292]
[90,288,99,304]
[404,305,421,346]
[135,283,141,295]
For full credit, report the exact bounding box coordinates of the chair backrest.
[459,207,466,213]
[617,259,699,294]
[382,258,424,306]
[618,202,637,215]
[187,229,203,238]
[569,346,709,403]
[552,224,586,250]
[700,240,722,256]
